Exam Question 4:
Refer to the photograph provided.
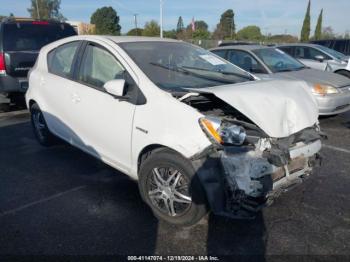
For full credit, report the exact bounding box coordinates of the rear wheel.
[138,148,208,226]
[30,103,55,146]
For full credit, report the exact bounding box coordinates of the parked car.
[26,36,322,226]
[311,39,350,56]
[211,45,350,115]
[0,17,77,105]
[277,43,350,78]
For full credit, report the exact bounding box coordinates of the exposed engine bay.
[176,91,323,219]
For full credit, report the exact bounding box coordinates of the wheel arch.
[137,144,188,176]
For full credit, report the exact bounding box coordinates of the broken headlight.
[219,123,246,145]
[312,84,338,95]
[199,117,246,145]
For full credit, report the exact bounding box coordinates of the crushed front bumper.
[192,137,322,219]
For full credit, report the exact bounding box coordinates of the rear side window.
[78,44,125,88]
[47,41,80,78]
[2,23,76,52]
[211,50,227,59]
[278,46,294,56]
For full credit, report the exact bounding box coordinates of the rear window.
[3,23,77,52]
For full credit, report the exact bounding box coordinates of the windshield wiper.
[181,65,254,80]
[149,62,237,84]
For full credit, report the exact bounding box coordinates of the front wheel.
[138,148,208,226]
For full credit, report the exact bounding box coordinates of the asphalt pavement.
[0,109,349,261]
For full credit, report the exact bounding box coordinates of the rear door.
[43,40,82,141]
[2,22,76,81]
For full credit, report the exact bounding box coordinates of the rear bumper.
[192,138,322,219]
[0,75,28,94]
[316,91,350,115]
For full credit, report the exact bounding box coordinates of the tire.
[30,103,56,146]
[336,70,350,79]
[138,148,208,226]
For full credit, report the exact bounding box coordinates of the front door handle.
[71,93,81,103]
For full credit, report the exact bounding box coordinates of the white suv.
[26,36,322,226]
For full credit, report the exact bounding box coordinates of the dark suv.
[0,18,77,104]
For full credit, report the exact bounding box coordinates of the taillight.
[32,21,49,25]
[0,52,6,75]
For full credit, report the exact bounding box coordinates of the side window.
[47,41,80,78]
[295,46,330,60]
[278,47,293,56]
[211,50,227,59]
[309,47,331,60]
[78,44,125,88]
[226,50,267,74]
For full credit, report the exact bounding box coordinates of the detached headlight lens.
[199,117,246,145]
[312,84,338,95]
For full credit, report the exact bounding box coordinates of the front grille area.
[271,156,307,182]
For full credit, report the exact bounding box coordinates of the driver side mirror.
[314,55,325,62]
[103,79,129,100]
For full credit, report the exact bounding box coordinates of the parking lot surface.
[0,109,349,260]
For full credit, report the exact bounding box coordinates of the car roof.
[105,36,180,43]
[277,43,321,48]
[211,45,271,52]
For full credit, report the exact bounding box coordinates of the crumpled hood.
[275,68,350,88]
[190,79,319,138]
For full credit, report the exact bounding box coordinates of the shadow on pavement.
[0,112,267,259]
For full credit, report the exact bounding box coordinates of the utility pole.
[133,14,138,36]
[35,0,40,19]
[160,0,163,38]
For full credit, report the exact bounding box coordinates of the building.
[66,21,95,35]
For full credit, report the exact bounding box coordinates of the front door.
[68,42,136,173]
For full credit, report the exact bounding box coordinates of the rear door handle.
[40,77,45,86]
[71,93,81,103]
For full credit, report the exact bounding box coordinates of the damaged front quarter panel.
[191,126,322,219]
[192,130,321,219]
[179,85,323,219]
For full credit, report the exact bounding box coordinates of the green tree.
[164,30,177,39]
[267,34,299,43]
[314,9,323,40]
[344,31,350,39]
[186,20,208,31]
[127,28,144,36]
[176,16,184,32]
[213,9,235,40]
[322,26,336,39]
[300,0,311,42]
[28,0,65,20]
[236,25,262,41]
[91,7,121,35]
[142,20,160,37]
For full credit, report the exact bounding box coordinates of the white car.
[26,36,322,226]
[278,44,350,78]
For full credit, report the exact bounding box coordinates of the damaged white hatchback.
[26,36,323,226]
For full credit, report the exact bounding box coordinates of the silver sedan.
[211,45,350,115]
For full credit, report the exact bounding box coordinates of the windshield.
[253,48,306,73]
[3,23,77,52]
[119,41,253,91]
[316,45,346,61]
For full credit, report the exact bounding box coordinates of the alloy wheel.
[147,167,192,217]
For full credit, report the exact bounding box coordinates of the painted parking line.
[0,185,86,218]
[323,144,350,154]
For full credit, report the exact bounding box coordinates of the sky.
[1,0,350,36]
